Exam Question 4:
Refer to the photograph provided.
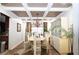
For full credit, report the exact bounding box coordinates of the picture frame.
[17,23,21,32]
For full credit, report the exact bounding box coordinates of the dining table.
[28,36,45,55]
[28,35,50,55]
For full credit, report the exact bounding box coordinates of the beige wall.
[9,18,26,50]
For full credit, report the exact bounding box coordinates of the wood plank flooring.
[4,43,59,55]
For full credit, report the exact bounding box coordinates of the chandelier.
[33,13,41,27]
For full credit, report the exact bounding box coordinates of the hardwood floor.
[4,43,59,55]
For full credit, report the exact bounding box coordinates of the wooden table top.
[28,36,45,41]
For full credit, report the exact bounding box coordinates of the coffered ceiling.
[12,11,29,17]
[52,3,72,8]
[27,3,48,7]
[31,11,45,17]
[1,3,23,7]
[0,3,72,20]
[46,12,61,17]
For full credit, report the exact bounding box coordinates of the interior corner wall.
[72,3,79,55]
[48,22,51,31]
[60,4,79,54]
[9,18,25,50]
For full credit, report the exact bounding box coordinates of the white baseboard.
[9,40,23,50]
